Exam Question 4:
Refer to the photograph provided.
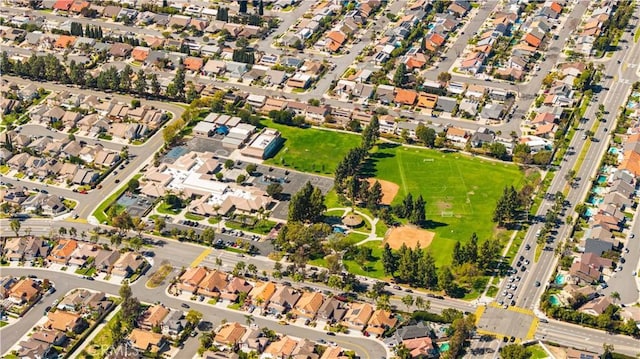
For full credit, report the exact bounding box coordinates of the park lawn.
[342,240,386,278]
[368,144,525,266]
[262,119,361,175]
[343,232,368,246]
[83,310,120,359]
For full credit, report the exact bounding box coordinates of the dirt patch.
[366,178,399,205]
[435,200,452,211]
[385,226,436,250]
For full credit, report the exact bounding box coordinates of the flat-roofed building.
[241,128,283,159]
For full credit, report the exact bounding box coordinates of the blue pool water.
[628,101,637,108]
[592,187,605,195]
[597,175,607,184]
[439,343,450,352]
[428,23,435,30]
[608,147,619,155]
[555,274,566,285]
[333,226,346,234]
[587,196,604,205]
[585,208,597,217]
[549,295,561,306]
[165,146,188,160]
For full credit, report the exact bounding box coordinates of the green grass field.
[368,144,525,265]
[262,119,361,175]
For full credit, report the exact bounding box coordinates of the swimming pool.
[555,273,566,285]
[587,196,603,205]
[549,295,561,306]
[333,226,346,234]
[597,175,607,184]
[585,208,597,217]
[439,343,450,352]
[608,147,619,155]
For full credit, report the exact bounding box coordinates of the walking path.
[325,207,383,246]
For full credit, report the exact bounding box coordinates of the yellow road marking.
[335,339,371,359]
[507,306,534,316]
[190,248,212,267]
[474,305,486,325]
[65,218,88,224]
[526,317,539,340]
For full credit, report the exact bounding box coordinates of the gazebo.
[342,213,364,228]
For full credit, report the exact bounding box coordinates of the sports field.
[262,120,360,175]
[369,144,525,265]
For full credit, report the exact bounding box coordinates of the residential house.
[3,237,49,261]
[267,285,301,315]
[45,310,85,333]
[68,242,99,267]
[128,328,167,353]
[446,127,468,146]
[579,297,613,316]
[435,96,457,114]
[47,238,78,265]
[138,304,170,331]
[197,270,229,298]
[262,335,299,359]
[111,252,144,277]
[214,322,246,347]
[394,89,418,106]
[239,328,269,354]
[220,277,253,303]
[341,302,374,331]
[365,309,397,337]
[247,281,276,307]
[317,297,347,323]
[178,267,208,294]
[569,261,601,285]
[162,310,186,338]
[292,291,324,319]
[8,278,40,304]
[384,321,435,348]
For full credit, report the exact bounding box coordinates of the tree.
[245,163,257,175]
[119,65,133,93]
[258,0,264,15]
[224,159,235,169]
[419,251,438,289]
[415,296,430,311]
[154,216,166,232]
[376,294,391,311]
[416,124,436,147]
[499,344,531,359]
[128,236,143,251]
[288,182,326,223]
[394,63,407,87]
[327,275,343,289]
[150,73,161,97]
[437,71,452,84]
[396,244,414,283]
[109,314,124,345]
[119,282,140,327]
[236,174,246,184]
[134,70,147,95]
[58,227,68,237]
[609,291,620,303]
[10,219,20,237]
[382,243,398,275]
[401,294,414,310]
[438,266,457,296]
[186,310,203,326]
[266,183,283,198]
[127,178,140,193]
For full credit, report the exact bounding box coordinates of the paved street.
[0,267,388,359]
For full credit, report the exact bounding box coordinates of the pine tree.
[150,73,161,97]
[438,266,456,296]
[396,244,413,283]
[394,62,407,87]
[402,193,413,218]
[134,69,147,95]
[478,240,493,271]
[452,241,464,266]
[239,0,248,13]
[420,251,438,289]
[367,181,383,211]
[465,233,478,264]
[410,195,426,225]
[258,0,264,15]
[382,243,398,275]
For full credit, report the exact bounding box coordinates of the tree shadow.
[360,151,396,178]
[419,219,448,230]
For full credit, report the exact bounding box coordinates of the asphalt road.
[0,268,388,359]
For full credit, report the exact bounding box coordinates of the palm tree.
[9,219,21,237]
[610,291,621,303]
[24,227,32,237]
[401,295,414,311]
[415,296,430,311]
[58,227,67,238]
[247,264,258,278]
[245,314,255,326]
[69,227,77,238]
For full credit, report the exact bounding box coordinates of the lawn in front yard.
[74,267,96,276]
[226,219,277,235]
[156,201,182,215]
[262,119,361,175]
[367,143,525,266]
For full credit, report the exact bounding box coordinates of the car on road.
[326,332,336,336]
[525,244,530,250]
[633,271,637,276]
[84,276,94,281]
[278,320,288,325]
[190,330,198,337]
[44,306,51,315]
[317,339,326,344]
[181,303,190,308]
[535,281,541,287]
[615,266,623,272]
[631,234,635,239]
[521,266,526,272]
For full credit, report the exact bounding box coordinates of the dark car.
[525,244,531,250]
[535,281,541,287]
[326,332,336,336]
[84,276,94,281]
[181,303,190,308]
[521,266,527,272]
